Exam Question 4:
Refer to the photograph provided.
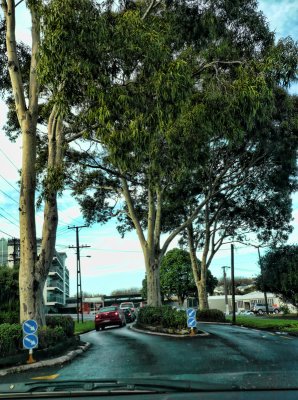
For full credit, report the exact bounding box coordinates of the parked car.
[123,308,136,323]
[119,302,136,312]
[95,306,126,331]
[251,303,280,314]
[238,310,255,316]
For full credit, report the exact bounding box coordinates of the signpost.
[22,320,38,364]
[186,308,197,336]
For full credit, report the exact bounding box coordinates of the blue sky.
[0,0,297,296]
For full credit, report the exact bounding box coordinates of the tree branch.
[2,0,27,124]
[121,176,147,252]
[141,0,161,20]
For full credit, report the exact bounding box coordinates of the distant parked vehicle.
[238,310,255,316]
[95,306,126,331]
[251,303,280,314]
[123,308,136,323]
[119,302,136,312]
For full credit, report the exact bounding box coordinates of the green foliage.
[0,324,22,357]
[45,315,74,337]
[137,306,187,330]
[227,316,298,332]
[38,326,66,349]
[0,266,19,313]
[0,321,72,358]
[196,309,226,322]
[74,320,95,335]
[159,248,218,303]
[0,311,19,325]
[280,305,290,315]
[256,245,298,308]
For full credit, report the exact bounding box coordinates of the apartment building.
[2,238,69,312]
[44,251,70,313]
[0,238,8,266]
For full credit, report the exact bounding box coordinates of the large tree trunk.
[19,108,63,324]
[146,258,162,306]
[187,224,200,293]
[187,223,209,310]
[2,1,65,325]
[199,255,209,310]
[19,116,38,323]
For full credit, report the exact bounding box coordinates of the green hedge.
[137,306,187,330]
[38,326,66,349]
[0,323,22,357]
[0,311,19,324]
[45,315,75,337]
[196,309,226,322]
[0,315,74,358]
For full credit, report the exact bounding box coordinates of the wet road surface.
[1,323,298,384]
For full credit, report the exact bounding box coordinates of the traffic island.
[131,323,209,337]
[0,341,90,377]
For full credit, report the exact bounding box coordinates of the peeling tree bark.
[2,1,64,325]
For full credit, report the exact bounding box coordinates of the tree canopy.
[256,245,298,308]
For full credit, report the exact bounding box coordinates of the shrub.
[0,323,22,357]
[0,311,19,324]
[138,306,187,330]
[45,315,74,337]
[38,326,66,349]
[196,309,226,322]
[280,305,290,314]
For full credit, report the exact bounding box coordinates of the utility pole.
[231,244,236,324]
[257,246,269,314]
[68,225,90,323]
[222,266,230,315]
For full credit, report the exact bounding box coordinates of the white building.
[208,291,296,314]
[4,238,69,312]
[43,252,70,312]
[0,238,8,266]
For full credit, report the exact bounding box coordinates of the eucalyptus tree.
[0,0,111,324]
[256,245,298,309]
[68,1,297,305]
[164,89,298,309]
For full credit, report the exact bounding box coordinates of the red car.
[95,306,126,331]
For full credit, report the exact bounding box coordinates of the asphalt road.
[1,323,298,387]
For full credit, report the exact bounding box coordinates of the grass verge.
[227,316,298,332]
[74,320,95,335]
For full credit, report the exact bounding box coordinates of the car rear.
[95,306,126,331]
[120,302,135,312]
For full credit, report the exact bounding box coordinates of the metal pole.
[231,244,236,324]
[257,247,269,314]
[76,228,80,323]
[222,266,230,315]
[68,225,90,323]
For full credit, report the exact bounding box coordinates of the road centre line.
[31,374,59,380]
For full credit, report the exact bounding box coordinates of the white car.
[238,310,255,316]
[119,302,135,312]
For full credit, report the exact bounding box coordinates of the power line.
[0,188,19,204]
[0,228,15,238]
[0,206,19,224]
[0,174,19,193]
[0,148,19,171]
[0,212,19,228]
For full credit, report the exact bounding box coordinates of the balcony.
[46,293,64,304]
[47,279,64,292]
[48,266,64,279]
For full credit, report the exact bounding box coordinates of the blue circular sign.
[23,334,38,349]
[186,308,196,318]
[23,320,38,335]
[187,317,197,328]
